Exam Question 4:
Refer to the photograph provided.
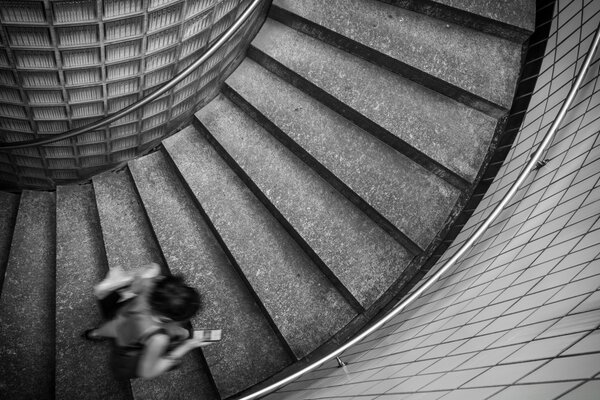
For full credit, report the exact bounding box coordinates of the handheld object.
[193,329,222,342]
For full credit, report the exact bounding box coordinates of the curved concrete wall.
[266,1,600,399]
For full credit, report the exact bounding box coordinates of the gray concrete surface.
[93,170,219,400]
[196,95,415,309]
[129,151,292,398]
[272,0,523,109]
[164,125,357,359]
[0,191,55,400]
[0,191,18,297]
[251,19,498,182]
[226,58,463,250]
[55,184,131,400]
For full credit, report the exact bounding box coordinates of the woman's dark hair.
[149,275,201,322]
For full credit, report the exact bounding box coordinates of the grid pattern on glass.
[52,0,97,23]
[0,0,267,187]
[0,50,10,67]
[106,40,142,62]
[15,51,56,69]
[61,49,101,68]
[0,87,22,102]
[27,90,64,104]
[0,2,46,23]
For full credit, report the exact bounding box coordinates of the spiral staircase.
[0,0,535,399]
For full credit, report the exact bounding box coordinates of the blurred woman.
[83,263,207,379]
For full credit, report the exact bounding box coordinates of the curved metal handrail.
[0,0,265,151]
[236,23,600,400]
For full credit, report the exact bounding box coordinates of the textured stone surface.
[432,0,535,32]
[55,184,131,400]
[93,171,218,400]
[129,151,292,398]
[273,0,523,109]
[164,126,358,359]
[0,191,55,400]
[261,5,597,395]
[227,59,463,250]
[196,95,414,309]
[130,360,217,400]
[375,0,536,43]
[93,170,164,272]
[252,19,498,182]
[0,191,18,296]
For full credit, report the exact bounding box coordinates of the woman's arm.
[137,334,207,378]
[167,324,191,342]
[129,263,161,294]
[119,263,162,302]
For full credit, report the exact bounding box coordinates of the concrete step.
[249,18,498,185]
[93,170,165,273]
[128,150,292,398]
[0,191,19,297]
[163,125,358,359]
[195,95,415,310]
[270,0,525,113]
[0,191,55,400]
[93,170,219,400]
[377,0,536,42]
[225,58,463,251]
[55,184,131,400]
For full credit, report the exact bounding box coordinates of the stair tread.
[251,18,498,182]
[226,58,463,250]
[93,170,164,272]
[0,191,19,295]
[164,126,358,359]
[272,0,523,109]
[55,184,131,400]
[196,95,414,309]
[0,191,55,400]
[427,0,535,33]
[129,151,292,398]
[93,170,219,400]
